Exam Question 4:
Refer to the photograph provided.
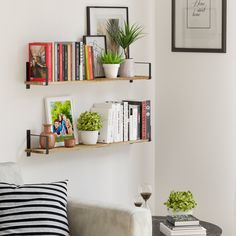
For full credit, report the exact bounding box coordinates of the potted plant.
[77,111,102,145]
[100,51,124,78]
[164,191,197,215]
[106,21,144,77]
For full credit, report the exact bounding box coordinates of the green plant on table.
[77,111,102,131]
[106,21,144,59]
[164,191,197,212]
[100,51,124,64]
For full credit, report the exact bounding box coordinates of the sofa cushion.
[0,162,23,185]
[0,180,69,235]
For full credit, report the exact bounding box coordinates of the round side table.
[152,216,222,236]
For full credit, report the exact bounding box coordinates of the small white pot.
[103,64,120,78]
[167,209,193,216]
[79,131,99,145]
[119,58,135,77]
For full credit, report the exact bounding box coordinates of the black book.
[167,215,200,226]
[63,44,68,81]
[75,42,80,80]
[57,43,60,81]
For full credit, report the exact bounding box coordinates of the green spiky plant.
[164,191,197,213]
[77,111,102,131]
[100,51,124,64]
[106,21,144,59]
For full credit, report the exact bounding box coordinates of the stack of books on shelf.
[160,215,206,236]
[91,100,151,143]
[28,42,95,82]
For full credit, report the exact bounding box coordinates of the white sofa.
[0,162,152,236]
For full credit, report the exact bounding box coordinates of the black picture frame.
[172,0,227,53]
[86,6,129,57]
[83,35,107,78]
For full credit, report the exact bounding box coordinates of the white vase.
[79,131,99,145]
[167,209,193,216]
[119,58,135,77]
[103,64,120,78]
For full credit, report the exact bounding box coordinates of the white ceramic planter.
[119,58,135,77]
[103,64,120,78]
[79,131,99,145]
[167,209,193,216]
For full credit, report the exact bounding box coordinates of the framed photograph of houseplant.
[83,35,107,78]
[86,6,129,56]
[45,96,77,146]
[172,0,227,53]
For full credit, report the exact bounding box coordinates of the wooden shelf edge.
[25,76,150,86]
[25,139,150,156]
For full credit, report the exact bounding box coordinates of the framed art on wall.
[45,96,77,146]
[172,0,227,53]
[87,6,129,56]
[83,35,107,78]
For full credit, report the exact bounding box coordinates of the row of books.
[160,215,206,236]
[28,42,95,82]
[91,100,151,143]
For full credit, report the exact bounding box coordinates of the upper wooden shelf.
[25,76,150,87]
[26,139,150,156]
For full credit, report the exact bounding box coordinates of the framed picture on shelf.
[87,6,129,56]
[45,96,77,146]
[172,0,227,53]
[83,35,107,78]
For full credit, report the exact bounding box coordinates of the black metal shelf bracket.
[135,62,152,79]
[26,129,49,156]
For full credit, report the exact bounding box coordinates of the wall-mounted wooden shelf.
[25,62,151,89]
[25,139,150,156]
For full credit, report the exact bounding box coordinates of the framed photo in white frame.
[172,0,227,53]
[45,96,77,146]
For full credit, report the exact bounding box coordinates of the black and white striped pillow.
[0,180,69,236]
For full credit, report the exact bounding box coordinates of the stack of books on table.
[160,215,206,236]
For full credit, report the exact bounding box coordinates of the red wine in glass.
[140,184,152,209]
[141,192,152,201]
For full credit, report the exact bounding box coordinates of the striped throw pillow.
[0,180,69,236]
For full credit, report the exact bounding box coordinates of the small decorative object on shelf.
[64,138,76,148]
[100,51,124,78]
[106,21,145,77]
[39,124,55,149]
[164,191,197,215]
[77,111,103,145]
[139,183,152,209]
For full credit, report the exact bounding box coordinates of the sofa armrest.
[67,199,152,236]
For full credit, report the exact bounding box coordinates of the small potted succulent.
[164,191,197,215]
[77,111,102,145]
[100,51,124,78]
[106,21,144,77]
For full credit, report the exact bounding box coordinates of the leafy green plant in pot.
[77,111,102,145]
[106,21,144,77]
[164,191,197,215]
[100,51,124,78]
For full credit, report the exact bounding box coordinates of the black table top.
[152,216,222,236]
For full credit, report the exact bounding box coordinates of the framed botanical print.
[87,6,129,56]
[45,96,77,146]
[172,0,227,53]
[83,35,107,78]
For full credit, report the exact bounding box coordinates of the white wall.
[0,0,156,209]
[156,0,236,235]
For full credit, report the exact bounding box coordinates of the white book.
[79,42,84,80]
[123,102,129,142]
[130,105,138,140]
[160,223,206,236]
[91,107,112,143]
[120,104,124,142]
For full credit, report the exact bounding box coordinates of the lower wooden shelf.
[25,139,150,156]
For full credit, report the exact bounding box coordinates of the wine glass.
[139,183,152,209]
[134,194,143,207]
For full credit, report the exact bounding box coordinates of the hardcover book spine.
[85,45,90,80]
[72,42,75,81]
[120,104,124,142]
[67,43,72,81]
[47,43,52,82]
[129,107,133,141]
[146,100,151,141]
[59,43,63,81]
[64,44,68,81]
[79,42,84,80]
[137,105,141,140]
[123,102,129,142]
[142,101,147,140]
[54,43,58,82]
[88,46,94,80]
[52,43,54,82]
[75,42,79,80]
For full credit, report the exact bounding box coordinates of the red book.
[88,46,94,80]
[29,42,52,82]
[141,101,147,139]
